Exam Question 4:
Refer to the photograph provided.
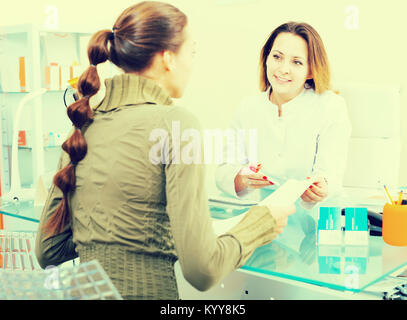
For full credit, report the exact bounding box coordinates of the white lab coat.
[215,87,352,203]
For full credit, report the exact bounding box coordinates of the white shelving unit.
[0,24,93,200]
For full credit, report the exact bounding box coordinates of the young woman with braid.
[35,1,295,300]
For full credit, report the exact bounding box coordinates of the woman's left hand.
[301,176,328,203]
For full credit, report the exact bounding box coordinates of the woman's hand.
[266,204,296,235]
[234,165,274,194]
[301,176,328,203]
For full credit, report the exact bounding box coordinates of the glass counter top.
[0,200,41,224]
[1,197,407,294]
[209,201,407,293]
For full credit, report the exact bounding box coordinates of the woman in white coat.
[216,22,352,209]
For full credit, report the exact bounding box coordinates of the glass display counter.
[1,197,406,298]
[0,201,122,299]
[210,203,407,294]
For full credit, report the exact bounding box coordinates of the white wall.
[1,0,407,189]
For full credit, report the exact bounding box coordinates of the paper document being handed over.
[212,178,317,236]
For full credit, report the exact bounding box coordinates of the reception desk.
[175,190,407,300]
[1,196,407,300]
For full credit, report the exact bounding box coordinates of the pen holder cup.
[382,203,407,246]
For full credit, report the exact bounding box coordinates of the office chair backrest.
[338,82,401,189]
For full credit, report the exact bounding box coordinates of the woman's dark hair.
[43,1,188,235]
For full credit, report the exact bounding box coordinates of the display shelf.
[3,145,62,150]
[1,24,95,37]
[0,24,92,198]
[0,89,68,94]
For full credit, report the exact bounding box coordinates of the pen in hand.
[249,163,262,173]
[235,163,280,193]
[247,164,280,186]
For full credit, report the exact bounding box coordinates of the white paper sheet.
[258,177,317,206]
[212,178,316,236]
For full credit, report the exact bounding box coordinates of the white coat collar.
[265,88,312,118]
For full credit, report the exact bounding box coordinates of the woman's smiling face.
[266,32,312,103]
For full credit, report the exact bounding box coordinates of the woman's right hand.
[224,202,296,268]
[266,204,296,235]
[234,165,274,194]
